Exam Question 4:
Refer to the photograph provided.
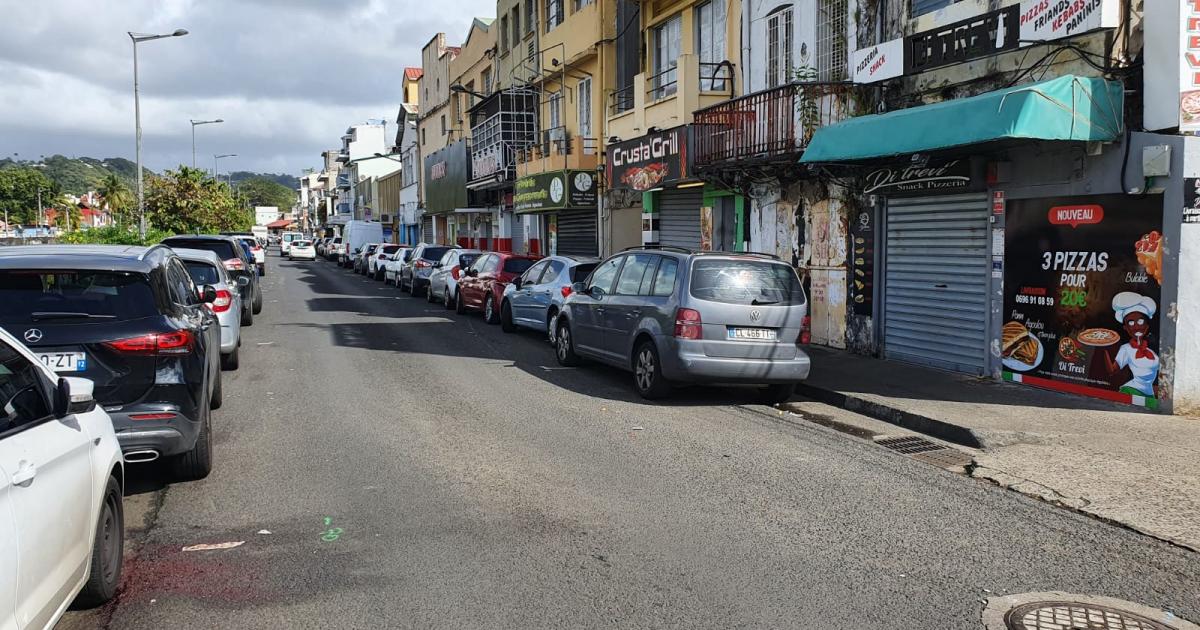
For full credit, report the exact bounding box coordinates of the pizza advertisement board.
[1002,194,1164,408]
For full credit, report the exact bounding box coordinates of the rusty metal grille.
[875,435,945,455]
[1005,602,1174,630]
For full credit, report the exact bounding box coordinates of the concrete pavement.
[61,253,1200,629]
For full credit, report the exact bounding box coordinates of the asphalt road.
[62,251,1200,629]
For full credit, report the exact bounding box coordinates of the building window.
[465,80,477,107]
[440,115,446,135]
[501,15,509,52]
[546,91,565,149]
[651,15,681,100]
[482,68,493,95]
[766,7,794,88]
[912,0,958,18]
[421,128,426,145]
[695,0,728,91]
[574,0,593,11]
[577,77,592,140]
[816,0,847,81]
[547,0,563,30]
[526,0,536,33]
[512,8,521,45]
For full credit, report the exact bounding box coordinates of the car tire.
[426,285,437,303]
[761,384,795,405]
[221,346,239,371]
[252,288,263,314]
[500,300,516,332]
[413,280,425,298]
[210,368,223,410]
[72,475,123,608]
[633,341,671,400]
[484,294,499,324]
[240,304,253,326]
[545,308,558,344]
[555,320,581,367]
[258,264,266,277]
[455,290,467,314]
[445,288,456,310]
[172,395,213,481]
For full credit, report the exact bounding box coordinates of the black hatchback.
[0,245,223,480]
[162,235,263,325]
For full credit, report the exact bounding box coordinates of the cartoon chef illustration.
[1104,291,1160,399]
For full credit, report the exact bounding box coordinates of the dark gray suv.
[554,247,811,401]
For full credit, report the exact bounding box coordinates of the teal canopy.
[799,75,1124,163]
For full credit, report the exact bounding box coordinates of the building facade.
[418,33,461,244]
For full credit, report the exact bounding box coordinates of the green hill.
[0,156,296,196]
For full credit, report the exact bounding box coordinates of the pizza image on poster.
[1002,194,1163,408]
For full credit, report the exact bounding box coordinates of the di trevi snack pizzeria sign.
[1002,195,1164,408]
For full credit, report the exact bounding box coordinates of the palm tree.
[98,173,132,227]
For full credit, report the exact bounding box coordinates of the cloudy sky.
[0,0,492,177]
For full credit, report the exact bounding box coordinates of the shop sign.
[1018,0,1118,44]
[905,5,1021,74]
[1185,177,1200,223]
[849,208,875,317]
[423,141,471,214]
[851,38,904,83]
[862,158,976,195]
[606,126,689,192]
[1003,194,1164,408]
[513,169,597,214]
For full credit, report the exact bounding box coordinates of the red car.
[456,251,541,323]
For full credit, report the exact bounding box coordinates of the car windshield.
[380,245,399,255]
[570,263,598,283]
[421,247,450,261]
[164,239,238,260]
[183,261,222,286]
[294,241,310,247]
[503,258,536,274]
[0,270,158,323]
[689,259,806,306]
[458,253,479,267]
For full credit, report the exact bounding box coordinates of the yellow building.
[401,67,421,108]
[417,33,460,244]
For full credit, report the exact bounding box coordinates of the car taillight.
[105,330,194,355]
[451,266,461,279]
[415,260,431,269]
[799,315,811,345]
[561,285,572,298]
[207,289,233,313]
[674,308,703,340]
[223,258,245,271]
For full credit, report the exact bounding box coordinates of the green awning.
[799,75,1124,163]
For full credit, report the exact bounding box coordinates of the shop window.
[766,7,794,88]
[816,0,847,81]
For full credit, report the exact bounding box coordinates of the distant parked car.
[369,244,401,279]
[161,235,263,323]
[326,237,344,261]
[221,232,266,276]
[399,244,452,297]
[353,243,379,274]
[0,244,222,478]
[174,248,245,370]
[382,247,412,285]
[455,251,540,323]
[554,248,811,402]
[501,255,599,341]
[428,248,480,308]
[288,239,317,261]
[0,327,126,623]
[316,237,331,258]
[280,231,304,255]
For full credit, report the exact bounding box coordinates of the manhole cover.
[1006,601,1173,629]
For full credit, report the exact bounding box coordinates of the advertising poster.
[605,126,688,192]
[1003,195,1164,407]
[848,207,874,317]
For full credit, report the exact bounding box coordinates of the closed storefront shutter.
[658,188,704,249]
[555,209,597,256]
[884,193,990,375]
[421,215,434,244]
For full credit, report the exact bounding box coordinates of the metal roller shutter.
[884,193,990,375]
[658,188,703,249]
[421,215,434,244]
[555,209,597,256]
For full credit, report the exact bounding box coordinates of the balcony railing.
[646,66,678,102]
[610,85,635,116]
[692,81,861,168]
[698,62,733,93]
[516,133,600,176]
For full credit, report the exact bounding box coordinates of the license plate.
[727,328,777,341]
[37,352,87,372]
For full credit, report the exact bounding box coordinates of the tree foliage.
[60,224,171,245]
[98,173,134,226]
[0,167,59,224]
[145,167,253,234]
[235,177,295,211]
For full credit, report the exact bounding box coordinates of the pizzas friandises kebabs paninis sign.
[605,126,689,192]
[1002,194,1164,407]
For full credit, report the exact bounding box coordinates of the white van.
[340,221,384,267]
[280,231,305,255]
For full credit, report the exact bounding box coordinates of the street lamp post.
[213,153,237,182]
[190,118,223,169]
[129,28,188,239]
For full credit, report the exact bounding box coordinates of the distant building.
[255,206,281,226]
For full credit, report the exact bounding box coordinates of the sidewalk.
[793,346,1200,551]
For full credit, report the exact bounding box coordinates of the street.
[63,253,1200,630]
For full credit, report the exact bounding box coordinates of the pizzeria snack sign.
[1002,195,1164,408]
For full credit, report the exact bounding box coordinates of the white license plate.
[37,352,87,372]
[727,328,777,341]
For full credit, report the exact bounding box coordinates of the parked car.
[222,233,267,276]
[280,231,304,255]
[174,248,244,370]
[326,237,345,262]
[0,244,222,478]
[289,239,317,261]
[369,244,401,280]
[501,255,599,341]
[161,235,263,323]
[428,248,481,308]
[353,243,379,274]
[382,248,412,285]
[316,237,331,257]
[341,221,383,267]
[554,248,811,402]
[0,328,126,624]
[455,251,540,323]
[399,244,453,297]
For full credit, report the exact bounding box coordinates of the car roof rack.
[622,244,693,254]
[694,250,782,260]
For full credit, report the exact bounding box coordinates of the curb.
[794,382,985,448]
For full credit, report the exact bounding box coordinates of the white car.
[0,328,124,627]
[288,239,317,260]
[280,231,304,255]
[368,244,401,280]
[382,247,412,285]
[428,248,481,308]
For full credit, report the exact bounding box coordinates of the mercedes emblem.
[23,328,43,343]
[749,310,761,322]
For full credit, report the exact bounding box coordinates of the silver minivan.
[554,248,810,401]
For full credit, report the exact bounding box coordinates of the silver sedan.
[174,247,246,370]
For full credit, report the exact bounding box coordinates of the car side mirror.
[513,277,523,289]
[200,285,218,303]
[432,262,442,268]
[237,276,251,287]
[62,377,96,416]
[571,281,589,296]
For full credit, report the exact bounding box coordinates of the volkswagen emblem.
[23,328,43,343]
[749,310,761,322]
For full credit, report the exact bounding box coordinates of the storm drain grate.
[912,448,974,469]
[1005,601,1174,630]
[874,435,947,455]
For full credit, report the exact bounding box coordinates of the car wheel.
[258,264,266,277]
[455,290,467,314]
[252,288,263,314]
[500,300,516,332]
[73,475,123,608]
[761,384,795,405]
[484,294,499,324]
[634,341,671,400]
[210,368,223,410]
[171,394,213,481]
[545,308,558,344]
[555,320,581,367]
[240,304,253,326]
[221,345,239,371]
[426,284,437,303]
[413,280,426,298]
[445,288,456,310]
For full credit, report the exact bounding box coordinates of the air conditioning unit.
[380,214,391,223]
